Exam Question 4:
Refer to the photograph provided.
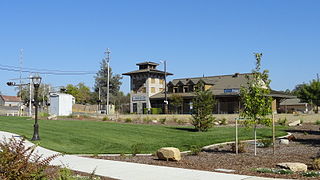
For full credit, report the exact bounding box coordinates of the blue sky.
[0,0,319,96]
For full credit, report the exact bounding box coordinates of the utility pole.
[19,48,23,116]
[105,48,111,115]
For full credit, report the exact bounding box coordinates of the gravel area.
[87,124,320,179]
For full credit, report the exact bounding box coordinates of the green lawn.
[0,116,287,154]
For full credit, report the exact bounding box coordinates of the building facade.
[123,62,173,114]
[0,95,22,107]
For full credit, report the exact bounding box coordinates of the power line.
[0,63,96,74]
[0,66,96,75]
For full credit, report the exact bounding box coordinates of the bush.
[258,138,273,148]
[316,120,320,125]
[313,158,320,170]
[102,116,109,121]
[131,143,145,156]
[301,171,320,177]
[220,118,228,125]
[39,112,50,117]
[188,145,202,155]
[151,108,162,114]
[159,118,166,124]
[278,118,287,126]
[255,168,293,174]
[124,118,132,123]
[0,137,59,180]
[231,141,247,153]
[143,117,152,124]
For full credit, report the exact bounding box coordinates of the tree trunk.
[254,125,257,156]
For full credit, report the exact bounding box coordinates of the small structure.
[49,93,75,116]
[279,98,312,113]
[0,95,22,107]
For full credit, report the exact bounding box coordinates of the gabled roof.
[0,95,21,102]
[280,98,307,106]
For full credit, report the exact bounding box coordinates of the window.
[151,78,156,84]
[151,87,156,93]
[159,79,164,85]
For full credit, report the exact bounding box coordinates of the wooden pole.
[236,118,238,154]
[272,113,275,155]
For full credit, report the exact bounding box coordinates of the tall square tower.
[123,61,173,114]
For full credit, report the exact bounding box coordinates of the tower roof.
[136,61,159,66]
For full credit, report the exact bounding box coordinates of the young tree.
[94,59,122,104]
[64,83,92,104]
[191,80,216,132]
[296,80,320,113]
[170,94,183,114]
[17,84,50,107]
[240,53,272,155]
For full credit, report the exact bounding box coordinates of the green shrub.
[159,118,167,124]
[220,118,228,125]
[188,145,202,155]
[231,141,247,153]
[258,138,273,148]
[316,120,320,125]
[39,112,50,117]
[143,117,152,124]
[172,118,178,123]
[313,158,320,170]
[255,168,293,174]
[102,116,109,121]
[151,108,162,114]
[0,137,59,180]
[125,118,132,123]
[278,118,287,126]
[301,171,320,177]
[131,143,145,156]
[177,119,184,125]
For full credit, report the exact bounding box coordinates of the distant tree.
[240,53,272,156]
[94,59,122,105]
[17,84,50,107]
[110,91,130,113]
[296,80,320,113]
[291,83,305,96]
[65,83,91,104]
[191,80,216,132]
[170,94,183,114]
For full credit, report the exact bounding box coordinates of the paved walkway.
[0,131,288,180]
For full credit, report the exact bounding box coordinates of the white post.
[254,125,257,156]
[29,74,32,117]
[105,48,111,115]
[235,118,238,154]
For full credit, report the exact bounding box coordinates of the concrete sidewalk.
[0,131,288,180]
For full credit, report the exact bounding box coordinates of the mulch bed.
[87,124,320,179]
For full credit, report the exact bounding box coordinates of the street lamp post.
[31,75,42,141]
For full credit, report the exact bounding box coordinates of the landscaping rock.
[287,134,296,141]
[277,162,307,172]
[152,120,158,123]
[288,120,301,127]
[279,139,289,145]
[156,147,181,161]
[47,115,57,120]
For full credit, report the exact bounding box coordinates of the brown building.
[123,62,292,114]
[0,95,22,107]
[150,73,293,114]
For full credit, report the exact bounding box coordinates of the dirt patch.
[87,124,320,179]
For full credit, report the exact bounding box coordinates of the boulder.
[279,139,289,145]
[288,120,301,127]
[277,162,308,172]
[156,147,181,161]
[47,115,57,120]
[287,135,296,141]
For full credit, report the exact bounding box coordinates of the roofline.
[122,71,173,76]
[136,61,159,66]
[172,72,252,81]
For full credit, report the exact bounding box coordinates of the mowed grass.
[0,116,288,154]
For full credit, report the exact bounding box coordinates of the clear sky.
[0,0,319,96]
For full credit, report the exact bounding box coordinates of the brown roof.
[150,73,294,99]
[0,95,22,102]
